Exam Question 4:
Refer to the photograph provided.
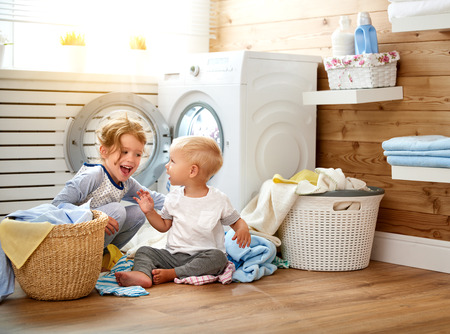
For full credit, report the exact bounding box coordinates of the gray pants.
[133,246,228,280]
[98,203,146,250]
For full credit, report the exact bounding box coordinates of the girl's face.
[100,133,144,185]
[165,149,193,186]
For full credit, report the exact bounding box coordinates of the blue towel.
[384,150,450,158]
[386,156,450,168]
[95,255,149,297]
[6,202,92,225]
[382,135,450,151]
[225,230,277,283]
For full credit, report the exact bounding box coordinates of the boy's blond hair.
[171,136,223,180]
[96,115,146,156]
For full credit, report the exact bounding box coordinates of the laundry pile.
[242,168,372,246]
[382,135,450,168]
[387,0,450,22]
[0,202,93,302]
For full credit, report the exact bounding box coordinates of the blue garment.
[382,135,450,151]
[0,244,14,303]
[95,255,149,297]
[7,202,92,224]
[225,230,277,283]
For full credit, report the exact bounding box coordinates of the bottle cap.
[339,15,351,29]
[357,12,372,26]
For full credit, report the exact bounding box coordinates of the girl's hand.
[105,216,119,235]
[134,189,154,215]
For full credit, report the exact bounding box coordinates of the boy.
[115,136,251,288]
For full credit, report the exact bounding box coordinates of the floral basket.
[324,51,400,90]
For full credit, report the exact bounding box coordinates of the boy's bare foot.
[115,271,152,288]
[152,268,177,285]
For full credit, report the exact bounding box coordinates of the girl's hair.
[171,136,223,180]
[96,115,146,155]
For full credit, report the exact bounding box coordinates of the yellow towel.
[0,219,54,269]
[102,244,123,271]
[273,169,318,185]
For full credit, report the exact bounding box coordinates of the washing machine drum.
[65,92,171,187]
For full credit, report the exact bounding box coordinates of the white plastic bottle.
[331,15,355,56]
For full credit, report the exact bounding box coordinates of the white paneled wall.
[0,70,158,219]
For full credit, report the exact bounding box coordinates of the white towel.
[296,168,369,195]
[388,0,450,21]
[241,180,298,247]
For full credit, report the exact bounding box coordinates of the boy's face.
[100,133,144,185]
[165,149,193,186]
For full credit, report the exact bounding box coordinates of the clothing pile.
[387,0,450,22]
[382,135,450,168]
[242,168,371,246]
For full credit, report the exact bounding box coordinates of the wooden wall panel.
[213,0,450,242]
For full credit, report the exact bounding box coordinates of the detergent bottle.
[331,15,355,56]
[354,12,378,54]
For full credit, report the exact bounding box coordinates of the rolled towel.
[382,135,450,151]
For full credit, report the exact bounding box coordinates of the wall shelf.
[303,86,403,105]
[391,166,450,183]
[391,13,450,32]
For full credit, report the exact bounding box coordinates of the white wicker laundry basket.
[278,187,384,271]
[324,51,399,90]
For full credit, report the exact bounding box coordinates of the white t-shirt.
[161,186,240,255]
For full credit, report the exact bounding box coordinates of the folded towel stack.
[382,135,450,168]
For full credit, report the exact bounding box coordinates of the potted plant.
[129,35,150,74]
[60,31,86,72]
[0,30,12,68]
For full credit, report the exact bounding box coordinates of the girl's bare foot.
[152,268,177,285]
[115,271,152,288]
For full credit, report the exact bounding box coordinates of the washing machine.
[157,50,321,211]
[64,50,321,212]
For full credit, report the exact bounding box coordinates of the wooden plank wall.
[211,0,450,241]
[0,73,158,220]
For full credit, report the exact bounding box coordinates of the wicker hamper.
[278,187,384,271]
[324,51,399,90]
[12,210,108,301]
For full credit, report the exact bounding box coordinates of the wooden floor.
[2,261,450,334]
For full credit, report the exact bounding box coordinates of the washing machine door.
[174,102,224,152]
[65,92,171,187]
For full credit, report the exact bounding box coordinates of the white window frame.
[0,0,216,74]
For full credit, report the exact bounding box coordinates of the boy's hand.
[231,219,251,248]
[134,189,154,215]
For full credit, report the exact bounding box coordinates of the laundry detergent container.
[278,187,384,271]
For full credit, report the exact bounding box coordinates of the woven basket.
[12,210,108,301]
[278,187,384,271]
[324,51,399,90]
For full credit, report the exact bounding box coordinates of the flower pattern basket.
[278,187,384,271]
[12,210,108,301]
[324,51,400,90]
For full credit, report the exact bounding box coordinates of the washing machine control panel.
[185,53,244,84]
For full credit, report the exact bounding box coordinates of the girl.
[52,115,165,250]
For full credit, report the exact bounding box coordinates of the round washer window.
[65,92,171,187]
[175,102,224,152]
